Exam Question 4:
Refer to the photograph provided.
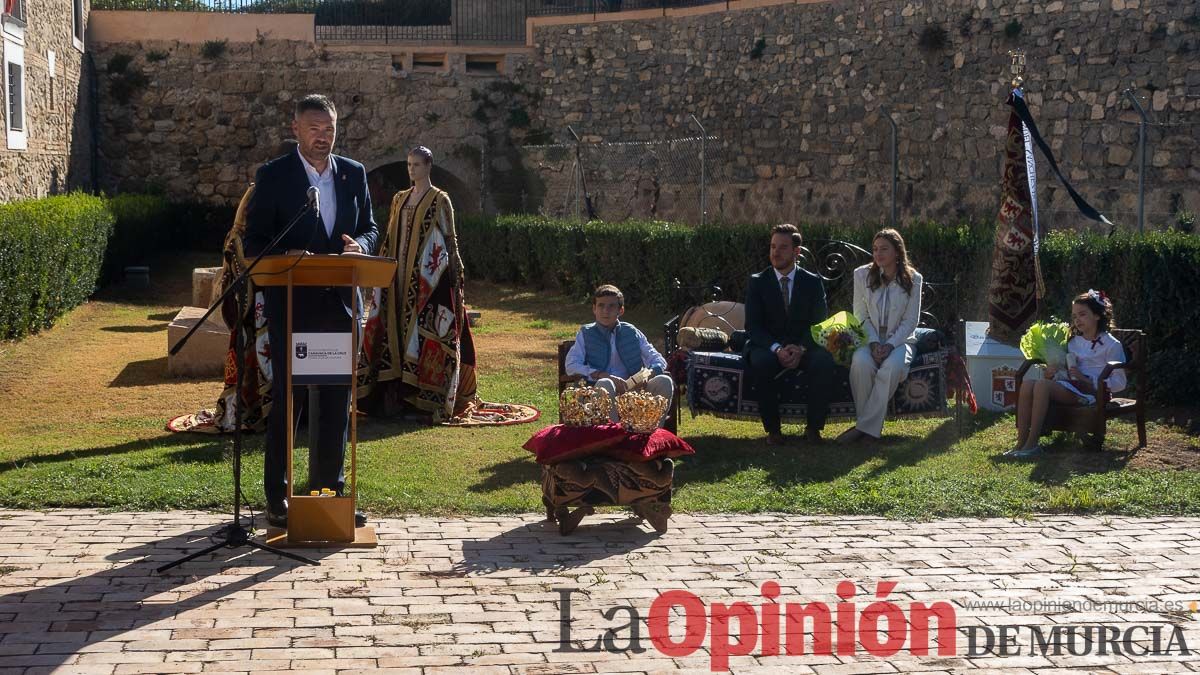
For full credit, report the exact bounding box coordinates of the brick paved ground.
[0,510,1197,674]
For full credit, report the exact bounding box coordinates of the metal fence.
[93,0,735,43]
[505,130,723,224]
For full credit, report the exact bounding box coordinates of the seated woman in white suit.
[837,229,923,444]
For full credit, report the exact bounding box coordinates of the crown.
[615,390,670,434]
[560,380,613,426]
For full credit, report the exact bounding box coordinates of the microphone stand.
[158,199,321,573]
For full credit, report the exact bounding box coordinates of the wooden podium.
[251,253,396,547]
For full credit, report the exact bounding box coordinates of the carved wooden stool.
[541,458,674,535]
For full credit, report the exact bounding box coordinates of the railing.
[92,0,736,43]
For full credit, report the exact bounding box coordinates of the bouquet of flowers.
[1019,321,1070,369]
[810,310,868,368]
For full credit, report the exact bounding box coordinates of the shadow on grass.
[463,409,993,498]
[101,324,167,333]
[92,251,220,308]
[469,454,537,494]
[675,409,1007,491]
[454,519,661,573]
[355,418,429,443]
[148,311,178,322]
[0,433,229,477]
[109,356,176,387]
[993,434,1138,486]
[859,418,962,478]
[0,522,334,672]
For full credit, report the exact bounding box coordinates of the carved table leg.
[555,506,594,535]
[632,501,672,533]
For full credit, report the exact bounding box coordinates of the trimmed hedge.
[0,194,114,340]
[101,193,175,284]
[1,192,211,340]
[1040,230,1200,405]
[459,216,996,312]
[459,216,1200,404]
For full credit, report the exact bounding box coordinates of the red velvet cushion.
[605,428,696,463]
[523,424,695,464]
[523,423,628,464]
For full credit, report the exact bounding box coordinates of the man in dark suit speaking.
[244,94,379,527]
[744,223,836,446]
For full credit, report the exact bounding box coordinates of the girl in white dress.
[1008,290,1126,458]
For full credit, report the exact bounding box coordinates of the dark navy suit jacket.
[243,149,379,329]
[743,265,828,355]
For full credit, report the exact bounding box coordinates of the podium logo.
[295,342,308,359]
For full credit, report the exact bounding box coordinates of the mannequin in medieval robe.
[358,146,478,422]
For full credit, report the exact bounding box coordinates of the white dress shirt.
[769,266,795,354]
[297,147,337,239]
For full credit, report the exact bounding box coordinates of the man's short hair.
[771,223,802,247]
[593,284,624,306]
[295,94,337,119]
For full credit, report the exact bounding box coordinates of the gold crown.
[615,390,669,434]
[560,381,613,426]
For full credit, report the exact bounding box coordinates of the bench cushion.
[685,350,948,421]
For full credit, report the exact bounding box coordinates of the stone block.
[1107,146,1133,166]
[193,267,222,308]
[167,306,229,378]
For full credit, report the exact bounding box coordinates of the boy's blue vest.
[582,321,644,377]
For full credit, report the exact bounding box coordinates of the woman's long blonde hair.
[866,228,917,294]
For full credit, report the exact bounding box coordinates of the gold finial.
[1008,49,1026,90]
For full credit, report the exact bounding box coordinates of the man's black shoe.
[355,511,367,528]
[266,503,288,528]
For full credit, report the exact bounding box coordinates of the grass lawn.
[0,251,1197,519]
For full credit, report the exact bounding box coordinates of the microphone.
[307,186,320,219]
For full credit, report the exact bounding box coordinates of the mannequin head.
[407,145,434,185]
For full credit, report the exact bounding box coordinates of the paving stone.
[0,510,1195,672]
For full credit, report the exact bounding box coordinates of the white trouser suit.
[849,265,923,438]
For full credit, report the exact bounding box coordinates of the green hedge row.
[0,192,197,340]
[101,193,175,284]
[459,216,1200,404]
[458,216,996,313]
[0,194,114,340]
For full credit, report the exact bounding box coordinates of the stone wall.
[0,0,93,202]
[517,0,1200,227]
[88,14,536,213]
[86,0,1199,228]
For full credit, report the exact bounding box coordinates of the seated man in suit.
[243,94,379,528]
[743,223,836,445]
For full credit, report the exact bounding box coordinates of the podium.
[251,253,396,547]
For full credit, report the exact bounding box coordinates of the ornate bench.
[663,239,958,426]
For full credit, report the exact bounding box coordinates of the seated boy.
[565,284,674,427]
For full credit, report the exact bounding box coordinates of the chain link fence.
[490,89,1197,232]
[503,134,725,224]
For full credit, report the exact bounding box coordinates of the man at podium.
[244,94,379,528]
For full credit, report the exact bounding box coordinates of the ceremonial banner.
[987,90,1111,345]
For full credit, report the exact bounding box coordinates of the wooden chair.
[556,340,678,434]
[543,340,676,535]
[1014,328,1147,450]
